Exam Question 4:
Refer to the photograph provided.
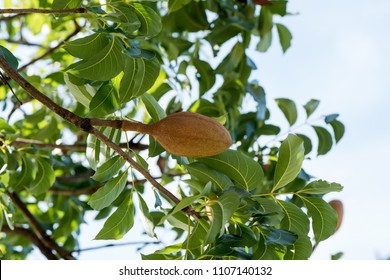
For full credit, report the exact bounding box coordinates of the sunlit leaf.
[299,180,343,195]
[186,162,233,190]
[275,98,298,126]
[141,93,166,122]
[64,74,96,108]
[273,134,304,192]
[117,57,160,103]
[301,196,338,242]
[198,149,264,192]
[68,38,125,81]
[276,23,292,53]
[29,157,55,195]
[64,33,109,60]
[303,99,320,117]
[52,0,82,9]
[137,193,156,238]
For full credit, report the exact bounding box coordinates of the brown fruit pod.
[329,199,344,232]
[149,112,232,158]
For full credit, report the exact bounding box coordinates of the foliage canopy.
[0,0,344,260]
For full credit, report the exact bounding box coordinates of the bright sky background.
[4,0,389,260]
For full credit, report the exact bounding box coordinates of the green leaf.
[301,196,338,242]
[0,46,19,70]
[265,228,298,247]
[117,57,160,103]
[273,134,304,192]
[64,74,96,108]
[256,31,272,52]
[89,170,128,210]
[313,126,333,155]
[137,193,156,238]
[87,84,118,117]
[68,38,125,81]
[218,190,240,231]
[91,155,126,182]
[198,149,264,192]
[276,23,292,53]
[128,3,162,37]
[296,133,313,155]
[324,114,339,123]
[9,156,35,192]
[187,219,209,249]
[277,200,310,236]
[216,43,244,74]
[0,118,16,133]
[284,235,312,260]
[141,93,166,121]
[64,33,109,60]
[94,192,134,240]
[52,0,82,9]
[204,201,223,244]
[329,119,345,143]
[170,193,203,216]
[186,162,233,190]
[275,98,298,126]
[299,180,343,195]
[29,157,55,195]
[168,0,192,13]
[303,99,320,117]
[193,59,215,96]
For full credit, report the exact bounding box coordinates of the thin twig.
[0,8,88,15]
[1,224,58,260]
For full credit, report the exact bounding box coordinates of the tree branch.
[11,138,148,152]
[0,8,88,15]
[6,191,75,259]
[1,224,58,260]
[0,54,200,218]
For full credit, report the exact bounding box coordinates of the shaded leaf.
[94,192,134,240]
[265,228,297,246]
[277,200,310,236]
[284,235,312,260]
[296,133,313,155]
[193,59,215,96]
[89,171,128,210]
[313,126,333,155]
[52,0,82,9]
[128,3,161,37]
[168,0,192,13]
[88,84,118,117]
[141,93,166,122]
[91,155,126,182]
[0,46,19,70]
[273,134,304,192]
[329,119,345,143]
